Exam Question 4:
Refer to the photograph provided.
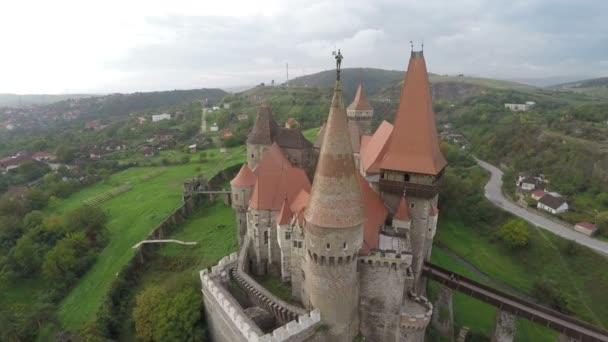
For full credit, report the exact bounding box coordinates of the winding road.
[475,158,608,256]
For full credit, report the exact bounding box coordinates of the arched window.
[343,242,348,250]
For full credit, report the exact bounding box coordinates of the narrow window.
[410,203,415,209]
[234,194,239,201]
[264,231,268,245]
[343,242,348,250]
[298,241,302,248]
[404,173,410,182]
[285,231,291,240]
[326,243,330,250]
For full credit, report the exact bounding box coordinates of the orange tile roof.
[305,81,364,228]
[359,120,393,174]
[231,163,256,187]
[249,143,311,210]
[348,84,373,111]
[357,173,387,250]
[394,196,410,221]
[380,51,447,175]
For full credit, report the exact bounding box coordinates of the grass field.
[0,146,244,331]
[429,248,556,341]
[435,216,608,334]
[116,199,238,340]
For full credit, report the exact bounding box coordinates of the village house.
[143,146,155,158]
[237,113,248,121]
[137,116,147,124]
[32,151,55,162]
[89,149,103,160]
[531,190,547,201]
[85,120,101,130]
[505,101,535,111]
[519,176,539,191]
[152,113,171,122]
[220,129,233,139]
[285,117,300,129]
[210,123,219,132]
[188,144,197,153]
[537,194,569,214]
[574,222,598,236]
[0,155,29,172]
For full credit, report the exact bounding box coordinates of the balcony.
[379,179,438,198]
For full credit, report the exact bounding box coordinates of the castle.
[200,49,446,341]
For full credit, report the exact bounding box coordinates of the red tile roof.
[357,173,388,250]
[276,198,293,225]
[231,164,256,187]
[380,51,447,175]
[249,143,311,210]
[359,120,393,174]
[575,222,597,230]
[394,196,410,221]
[532,190,547,198]
[305,81,364,228]
[348,84,373,111]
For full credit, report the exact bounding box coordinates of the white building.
[537,194,568,214]
[505,103,530,111]
[152,113,171,122]
[210,123,219,132]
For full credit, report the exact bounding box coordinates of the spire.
[348,84,373,111]
[230,163,256,187]
[380,50,447,175]
[247,104,278,145]
[304,81,364,228]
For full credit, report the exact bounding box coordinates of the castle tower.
[246,104,278,169]
[303,79,364,341]
[230,164,256,247]
[379,50,447,293]
[347,83,374,134]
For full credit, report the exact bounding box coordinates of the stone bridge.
[424,262,608,342]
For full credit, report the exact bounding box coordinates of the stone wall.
[201,248,322,342]
[247,209,281,276]
[358,251,428,341]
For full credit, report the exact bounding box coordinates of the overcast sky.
[1,0,606,94]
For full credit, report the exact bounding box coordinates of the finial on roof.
[332,49,344,81]
[421,41,424,51]
[410,41,413,51]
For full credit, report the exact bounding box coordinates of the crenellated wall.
[200,249,322,342]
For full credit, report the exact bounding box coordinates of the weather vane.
[332,49,343,81]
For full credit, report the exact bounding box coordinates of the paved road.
[475,158,608,256]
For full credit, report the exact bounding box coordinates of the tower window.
[410,203,415,209]
[251,154,254,158]
[264,231,268,245]
[343,242,348,250]
[326,243,331,250]
[404,173,410,182]
[285,231,291,240]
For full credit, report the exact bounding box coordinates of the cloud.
[1,0,607,93]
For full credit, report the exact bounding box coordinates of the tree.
[133,286,203,342]
[12,235,43,276]
[65,206,107,245]
[497,219,531,249]
[25,188,49,210]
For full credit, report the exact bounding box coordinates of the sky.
[0,0,607,94]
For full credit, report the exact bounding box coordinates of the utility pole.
[286,63,289,85]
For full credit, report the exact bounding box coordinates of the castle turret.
[379,50,447,293]
[347,83,374,134]
[303,79,364,341]
[247,104,278,169]
[231,164,256,246]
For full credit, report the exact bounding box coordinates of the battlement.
[358,250,413,271]
[399,291,433,331]
[306,249,358,266]
[201,250,320,342]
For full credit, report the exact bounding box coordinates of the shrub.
[497,219,531,249]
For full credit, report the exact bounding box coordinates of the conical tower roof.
[247,104,278,145]
[394,196,410,221]
[380,51,447,175]
[231,163,256,187]
[348,84,372,111]
[304,81,364,228]
[276,198,293,225]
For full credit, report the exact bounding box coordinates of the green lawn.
[435,216,608,331]
[116,199,238,340]
[46,146,245,328]
[429,248,556,341]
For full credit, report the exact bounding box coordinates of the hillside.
[0,93,96,107]
[46,88,227,120]
[286,67,404,99]
[550,77,608,98]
